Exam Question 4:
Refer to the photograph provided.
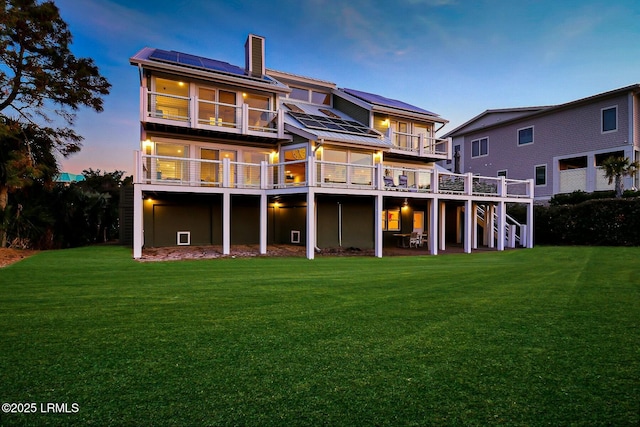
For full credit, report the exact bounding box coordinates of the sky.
[52,0,640,176]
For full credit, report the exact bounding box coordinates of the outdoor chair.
[398,175,408,190]
[409,231,421,248]
[383,176,396,189]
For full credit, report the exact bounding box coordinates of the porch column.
[259,193,267,255]
[439,201,446,251]
[527,201,534,249]
[375,194,383,258]
[488,204,496,249]
[429,198,438,255]
[306,190,316,260]
[222,192,231,255]
[133,184,143,259]
[464,199,473,253]
[496,200,506,251]
[472,202,478,250]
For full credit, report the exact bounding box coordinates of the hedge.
[533,197,640,246]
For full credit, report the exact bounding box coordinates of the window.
[497,170,507,178]
[518,126,534,145]
[289,87,309,101]
[471,137,488,158]
[152,77,189,121]
[198,88,236,127]
[382,209,400,231]
[535,164,546,186]
[311,91,331,105]
[156,143,188,181]
[602,106,617,133]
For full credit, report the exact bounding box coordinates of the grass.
[0,246,638,426]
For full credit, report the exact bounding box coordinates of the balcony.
[385,128,451,160]
[141,88,286,139]
[134,151,533,199]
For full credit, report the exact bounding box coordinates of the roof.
[341,88,439,117]
[444,83,640,138]
[130,47,289,92]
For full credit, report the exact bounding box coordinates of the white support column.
[222,157,231,188]
[472,202,478,250]
[488,204,496,249]
[429,198,438,255]
[464,199,473,253]
[375,194,383,258]
[133,184,143,259]
[527,201,534,248]
[497,201,506,251]
[507,224,516,248]
[439,201,447,251]
[259,194,267,255]
[306,190,316,260]
[222,192,231,255]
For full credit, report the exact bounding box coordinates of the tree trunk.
[615,175,623,198]
[0,185,8,247]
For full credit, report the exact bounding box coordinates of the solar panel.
[289,112,378,136]
[148,49,249,78]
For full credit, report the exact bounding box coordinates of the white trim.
[290,230,301,244]
[177,231,191,246]
[470,136,489,158]
[517,125,534,146]
[534,164,547,187]
[497,169,508,178]
[601,105,618,134]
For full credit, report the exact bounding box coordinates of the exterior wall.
[230,195,261,244]
[460,93,634,199]
[333,96,370,126]
[316,196,375,249]
[268,196,307,246]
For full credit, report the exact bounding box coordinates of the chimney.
[245,34,265,78]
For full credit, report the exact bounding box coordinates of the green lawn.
[0,246,638,426]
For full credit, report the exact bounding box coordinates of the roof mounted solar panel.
[289,112,379,137]
[148,48,249,78]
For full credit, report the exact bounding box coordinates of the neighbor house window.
[535,164,547,186]
[497,170,507,178]
[471,137,488,158]
[602,106,617,133]
[518,126,534,145]
[382,208,401,231]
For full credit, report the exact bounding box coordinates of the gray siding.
[461,93,634,199]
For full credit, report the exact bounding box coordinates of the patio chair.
[383,176,396,189]
[398,175,408,190]
[409,231,421,248]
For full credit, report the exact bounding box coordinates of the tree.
[0,0,111,245]
[601,156,639,198]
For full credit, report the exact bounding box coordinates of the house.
[441,85,640,201]
[128,34,534,260]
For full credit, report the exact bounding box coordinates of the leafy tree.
[0,0,111,245]
[601,156,639,198]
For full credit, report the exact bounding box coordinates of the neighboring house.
[128,34,534,260]
[441,85,640,201]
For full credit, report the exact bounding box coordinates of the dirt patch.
[139,244,379,262]
[0,248,38,268]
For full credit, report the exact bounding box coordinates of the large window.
[383,209,400,231]
[198,88,237,127]
[518,126,534,145]
[152,77,189,121]
[535,164,547,186]
[200,148,236,185]
[156,143,188,181]
[602,106,617,133]
[471,137,488,158]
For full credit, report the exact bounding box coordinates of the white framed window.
[518,126,534,146]
[382,208,400,231]
[602,106,617,133]
[497,170,507,178]
[471,137,488,158]
[535,164,547,186]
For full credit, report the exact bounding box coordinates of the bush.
[535,197,640,245]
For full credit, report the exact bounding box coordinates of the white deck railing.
[386,129,450,158]
[134,152,534,198]
[142,89,282,137]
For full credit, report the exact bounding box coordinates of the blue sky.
[54,0,640,175]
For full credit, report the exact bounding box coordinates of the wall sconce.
[402,198,409,209]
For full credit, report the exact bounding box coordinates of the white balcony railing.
[142,88,282,138]
[386,129,450,158]
[134,152,534,199]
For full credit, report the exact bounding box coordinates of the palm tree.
[601,156,639,198]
